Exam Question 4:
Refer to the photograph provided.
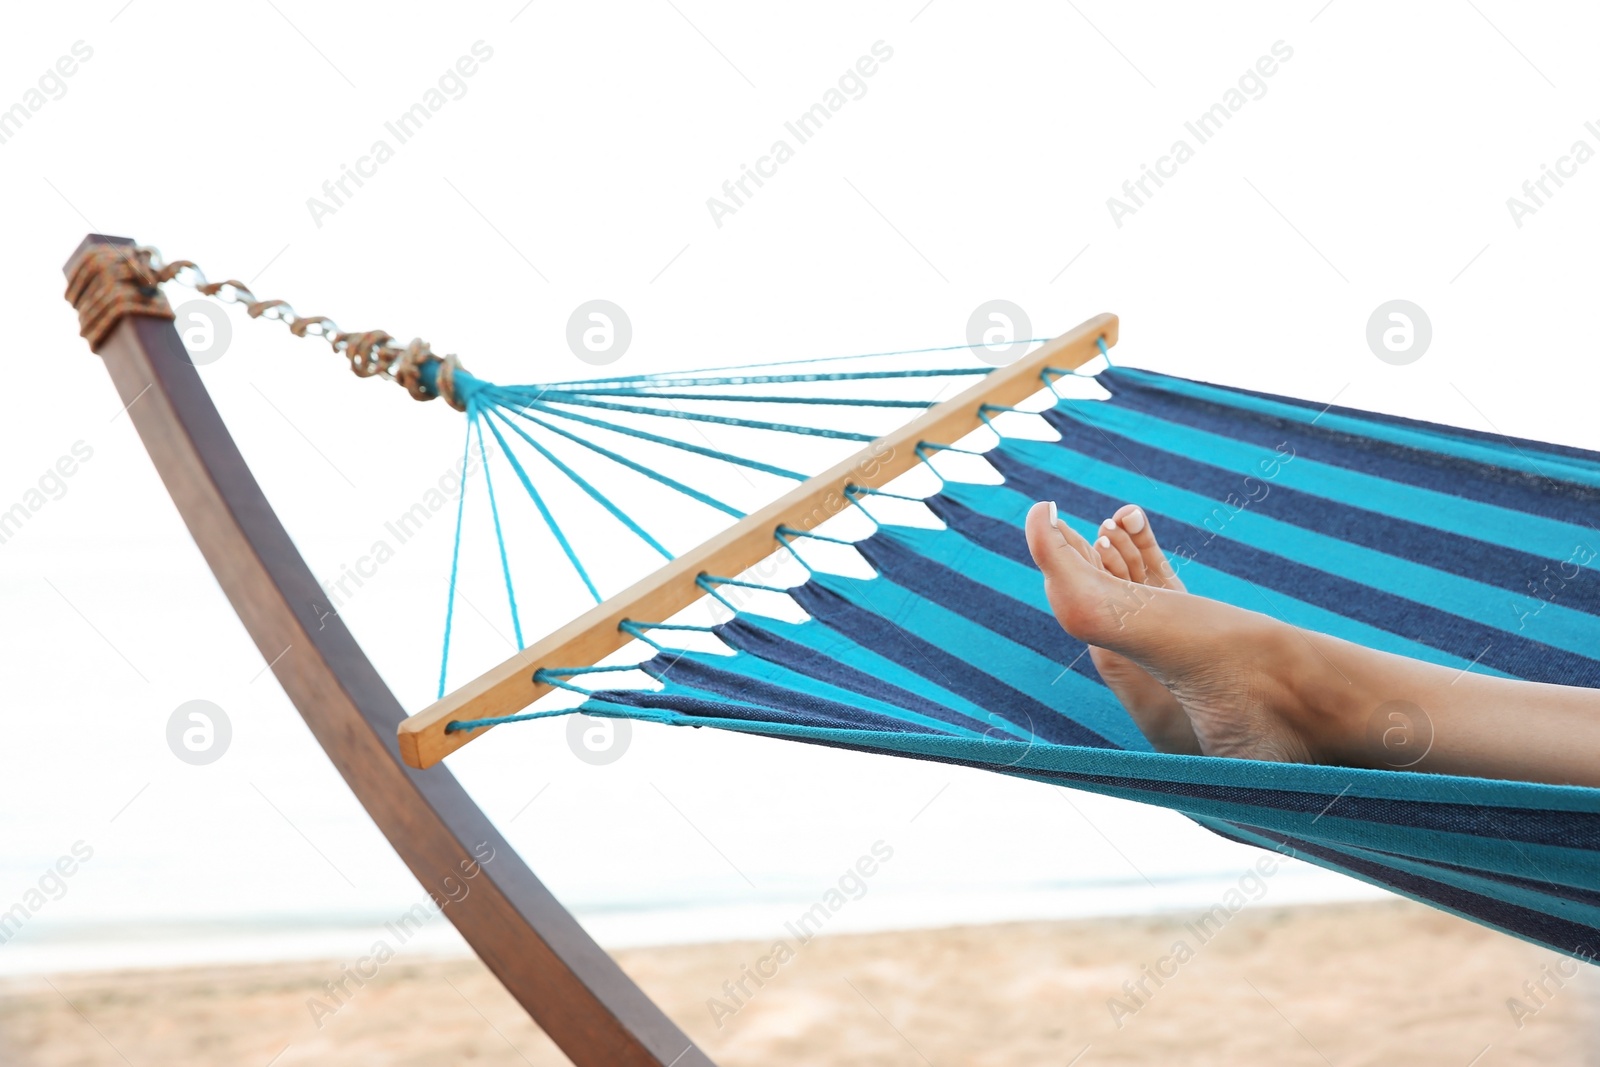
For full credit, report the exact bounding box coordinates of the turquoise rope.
[696,572,791,615]
[698,573,795,594]
[776,524,860,547]
[540,387,933,408]
[977,403,1037,437]
[1039,367,1069,399]
[508,390,877,443]
[462,659,644,714]
[496,402,745,519]
[919,440,991,456]
[478,414,604,603]
[437,422,473,699]
[627,620,721,632]
[447,705,583,733]
[545,339,1043,386]
[841,484,901,527]
[486,406,673,560]
[848,483,931,503]
[773,528,816,575]
[431,334,1063,702]
[537,663,653,677]
[503,397,808,481]
[618,620,668,650]
[840,483,882,525]
[1038,332,1112,397]
[913,443,948,490]
[540,368,989,390]
[698,579,741,614]
[472,408,524,648]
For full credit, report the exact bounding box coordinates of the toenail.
[1122,507,1147,534]
[1046,501,1069,545]
[1101,518,1117,531]
[1096,536,1112,550]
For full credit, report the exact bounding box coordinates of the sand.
[1,899,1595,1065]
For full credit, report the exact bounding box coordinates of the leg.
[1026,500,1600,787]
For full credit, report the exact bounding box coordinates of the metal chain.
[137,246,467,410]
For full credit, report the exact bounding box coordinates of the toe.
[1099,518,1146,583]
[1026,501,1118,641]
[1094,524,1133,581]
[1114,505,1184,591]
[1027,500,1095,565]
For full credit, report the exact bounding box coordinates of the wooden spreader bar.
[398,313,1119,769]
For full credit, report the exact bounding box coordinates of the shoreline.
[0,865,1387,978]
[3,898,1594,1065]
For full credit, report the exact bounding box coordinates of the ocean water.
[0,869,1385,977]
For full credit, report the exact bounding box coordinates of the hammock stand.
[62,233,1111,1066]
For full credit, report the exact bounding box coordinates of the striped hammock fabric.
[554,367,1600,959]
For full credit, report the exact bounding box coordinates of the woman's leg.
[1026,500,1600,788]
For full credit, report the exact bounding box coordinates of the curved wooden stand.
[66,235,713,1067]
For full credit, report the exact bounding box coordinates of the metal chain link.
[137,246,467,409]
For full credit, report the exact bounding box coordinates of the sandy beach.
[2,898,1594,1065]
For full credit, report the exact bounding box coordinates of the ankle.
[1277,629,1371,766]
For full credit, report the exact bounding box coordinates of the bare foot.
[1025,500,1336,763]
[1084,507,1200,754]
[1021,501,1600,785]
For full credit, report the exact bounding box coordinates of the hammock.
[61,244,1600,971]
[442,363,1600,962]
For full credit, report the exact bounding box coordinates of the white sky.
[2,0,1597,974]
